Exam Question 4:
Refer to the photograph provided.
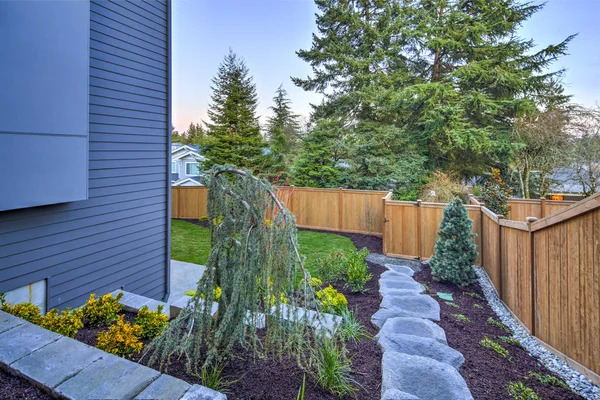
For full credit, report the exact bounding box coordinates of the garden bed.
[70,261,384,399]
[413,263,582,400]
[0,368,53,400]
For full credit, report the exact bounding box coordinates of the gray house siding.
[0,0,171,310]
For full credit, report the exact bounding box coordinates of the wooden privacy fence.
[171,186,390,236]
[506,198,574,221]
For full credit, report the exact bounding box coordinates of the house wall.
[0,0,171,311]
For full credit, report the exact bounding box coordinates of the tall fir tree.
[294,0,574,179]
[185,122,204,146]
[264,85,301,178]
[203,50,265,171]
[292,119,347,188]
[429,198,478,287]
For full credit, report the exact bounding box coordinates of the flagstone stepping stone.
[55,355,160,400]
[379,294,440,321]
[379,276,424,293]
[378,333,464,369]
[382,352,473,400]
[11,336,103,390]
[134,374,191,400]
[0,322,61,366]
[376,317,447,345]
[385,264,415,276]
[381,389,419,399]
[380,271,419,286]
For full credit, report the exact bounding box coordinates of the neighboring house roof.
[172,144,205,162]
[172,176,203,186]
[548,167,598,194]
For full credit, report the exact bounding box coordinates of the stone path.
[372,260,473,400]
[0,311,225,400]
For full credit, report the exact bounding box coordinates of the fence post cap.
[526,216,538,223]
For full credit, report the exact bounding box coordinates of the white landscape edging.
[474,266,600,400]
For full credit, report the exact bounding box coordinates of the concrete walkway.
[169,260,206,303]
[0,311,225,400]
[372,260,473,400]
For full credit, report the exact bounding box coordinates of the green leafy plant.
[464,291,484,300]
[528,372,570,390]
[499,336,522,348]
[445,301,459,308]
[309,277,323,289]
[452,314,471,323]
[315,250,348,283]
[0,296,42,325]
[507,381,540,400]
[184,286,222,301]
[296,374,306,400]
[96,315,143,357]
[429,198,478,287]
[199,215,209,221]
[316,285,348,315]
[480,336,509,358]
[488,317,511,333]
[135,305,169,339]
[338,309,369,342]
[313,337,357,397]
[422,283,430,292]
[83,292,123,326]
[473,303,484,309]
[40,308,84,338]
[201,363,230,393]
[482,168,513,217]
[343,248,372,293]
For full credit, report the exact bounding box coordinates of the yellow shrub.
[40,308,84,338]
[310,277,323,289]
[96,315,143,357]
[185,286,222,301]
[316,286,348,315]
[83,293,123,325]
[0,299,42,325]
[135,305,169,339]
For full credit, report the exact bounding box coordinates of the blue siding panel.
[0,0,170,310]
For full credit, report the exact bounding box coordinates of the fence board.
[383,201,419,258]
[482,212,501,291]
[341,190,388,235]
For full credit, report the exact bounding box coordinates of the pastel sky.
[172,0,600,132]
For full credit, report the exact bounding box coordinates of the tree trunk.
[523,162,530,199]
[431,5,444,82]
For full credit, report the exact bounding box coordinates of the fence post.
[290,185,295,214]
[498,214,505,300]
[540,197,546,218]
[382,194,388,255]
[526,216,538,336]
[479,202,484,268]
[338,187,343,232]
[417,199,422,260]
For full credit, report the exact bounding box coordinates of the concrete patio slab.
[0,322,61,366]
[134,374,191,400]
[170,296,218,319]
[55,355,160,400]
[169,260,206,303]
[10,336,103,389]
[0,310,26,334]
[181,384,227,400]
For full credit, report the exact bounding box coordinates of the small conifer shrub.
[96,315,143,357]
[429,198,478,287]
[135,305,169,339]
[482,168,513,217]
[83,292,123,326]
[40,308,84,338]
[343,248,372,293]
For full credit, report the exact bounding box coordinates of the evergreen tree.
[185,122,204,146]
[172,125,184,143]
[203,50,265,171]
[429,198,478,287]
[292,119,347,188]
[267,86,300,156]
[295,0,575,178]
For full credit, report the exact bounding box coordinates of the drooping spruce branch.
[143,166,325,375]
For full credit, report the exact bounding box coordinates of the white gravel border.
[474,266,600,400]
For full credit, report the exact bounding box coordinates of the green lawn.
[171,219,355,273]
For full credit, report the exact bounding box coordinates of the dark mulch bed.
[0,369,53,400]
[413,264,582,400]
[71,262,384,400]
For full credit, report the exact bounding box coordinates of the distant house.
[0,0,171,312]
[547,166,599,200]
[171,143,206,186]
